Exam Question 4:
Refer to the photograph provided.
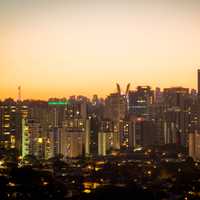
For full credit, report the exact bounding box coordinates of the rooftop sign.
[48,101,69,105]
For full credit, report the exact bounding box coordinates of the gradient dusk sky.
[0,0,200,100]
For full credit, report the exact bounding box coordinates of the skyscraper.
[47,99,66,157]
[104,93,127,122]
[128,86,154,119]
[27,119,45,159]
[188,101,200,161]
[98,120,114,156]
[22,118,29,157]
[163,87,191,146]
[0,98,24,150]
[61,97,90,158]
[61,118,90,158]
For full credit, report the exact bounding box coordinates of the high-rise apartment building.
[0,99,27,151]
[61,119,90,158]
[104,93,127,122]
[128,86,154,119]
[163,87,191,146]
[61,98,90,158]
[98,120,114,156]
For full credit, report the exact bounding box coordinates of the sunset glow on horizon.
[1,0,200,100]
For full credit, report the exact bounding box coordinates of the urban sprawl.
[1,70,200,199]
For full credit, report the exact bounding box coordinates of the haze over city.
[1,0,200,99]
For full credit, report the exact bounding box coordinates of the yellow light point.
[18,156,23,160]
[0,160,4,166]
[38,138,43,144]
[95,167,101,171]
[43,181,48,186]
[95,161,105,165]
[177,153,182,158]
[93,182,100,189]
[87,165,92,170]
[148,149,152,153]
[3,124,10,128]
[8,182,16,187]
[147,171,152,175]
[188,191,194,195]
[83,189,91,194]
[83,182,100,190]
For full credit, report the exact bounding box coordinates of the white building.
[61,119,90,158]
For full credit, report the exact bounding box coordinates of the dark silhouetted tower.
[18,86,21,102]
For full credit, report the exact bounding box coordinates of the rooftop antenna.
[18,86,21,102]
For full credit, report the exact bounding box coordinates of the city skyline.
[1,0,200,99]
[1,1,200,199]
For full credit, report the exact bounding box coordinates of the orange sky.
[0,1,200,100]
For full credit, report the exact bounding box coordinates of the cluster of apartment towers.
[1,70,200,160]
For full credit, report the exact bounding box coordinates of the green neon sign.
[48,101,69,105]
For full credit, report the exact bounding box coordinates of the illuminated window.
[38,138,43,144]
